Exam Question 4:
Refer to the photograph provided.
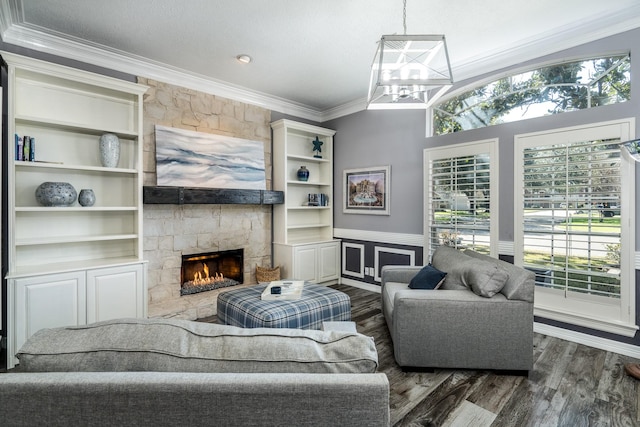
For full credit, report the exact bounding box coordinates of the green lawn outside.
[559,213,620,233]
[433,209,621,296]
[525,251,620,297]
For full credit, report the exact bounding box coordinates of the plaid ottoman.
[217,283,351,329]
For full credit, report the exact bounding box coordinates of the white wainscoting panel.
[342,242,365,279]
[374,246,416,282]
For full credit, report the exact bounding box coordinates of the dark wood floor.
[337,284,640,427]
[4,283,638,424]
[205,284,640,427]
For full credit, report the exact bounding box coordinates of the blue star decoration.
[312,136,323,158]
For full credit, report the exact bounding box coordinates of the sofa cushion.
[381,281,407,330]
[408,265,447,290]
[16,318,378,374]
[464,250,535,302]
[430,245,473,290]
[461,259,509,298]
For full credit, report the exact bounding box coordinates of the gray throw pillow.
[464,249,535,302]
[430,245,473,290]
[462,259,509,298]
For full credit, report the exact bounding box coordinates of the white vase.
[99,133,120,168]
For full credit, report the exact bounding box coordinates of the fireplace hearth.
[181,249,244,296]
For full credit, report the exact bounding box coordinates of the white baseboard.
[340,277,381,294]
[534,322,640,359]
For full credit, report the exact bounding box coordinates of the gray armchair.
[381,246,534,372]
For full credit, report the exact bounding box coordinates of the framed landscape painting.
[343,165,390,215]
[155,125,266,190]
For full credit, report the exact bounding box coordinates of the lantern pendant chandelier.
[367,0,453,110]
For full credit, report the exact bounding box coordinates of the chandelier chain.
[402,0,407,34]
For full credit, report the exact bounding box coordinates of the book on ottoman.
[261,280,305,301]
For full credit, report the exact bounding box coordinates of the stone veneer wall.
[139,78,272,320]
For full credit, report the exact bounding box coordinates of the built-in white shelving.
[2,52,148,369]
[271,119,340,284]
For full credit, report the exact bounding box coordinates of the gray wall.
[324,27,640,346]
[326,27,640,244]
[324,109,426,234]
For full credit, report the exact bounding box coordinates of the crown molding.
[0,4,324,122]
[453,5,640,83]
[323,7,640,119]
[0,0,18,34]
[2,0,640,122]
[320,97,368,121]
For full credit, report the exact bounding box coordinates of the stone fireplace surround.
[140,77,274,320]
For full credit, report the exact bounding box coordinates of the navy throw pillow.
[408,264,447,290]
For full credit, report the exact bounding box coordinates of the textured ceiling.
[2,0,640,118]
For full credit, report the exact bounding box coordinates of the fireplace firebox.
[180,249,244,296]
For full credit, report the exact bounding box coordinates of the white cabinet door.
[12,271,86,366]
[87,264,146,323]
[291,241,340,284]
[317,241,340,283]
[293,245,318,282]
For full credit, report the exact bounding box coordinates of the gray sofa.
[0,318,390,427]
[381,245,534,372]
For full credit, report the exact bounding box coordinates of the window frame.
[423,139,500,258]
[514,118,637,337]
[432,53,631,136]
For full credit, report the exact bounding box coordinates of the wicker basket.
[255,265,281,283]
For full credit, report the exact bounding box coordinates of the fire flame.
[192,262,225,286]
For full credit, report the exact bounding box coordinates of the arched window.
[434,55,630,135]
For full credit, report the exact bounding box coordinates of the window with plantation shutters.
[514,119,637,336]
[424,139,499,259]
[522,139,621,296]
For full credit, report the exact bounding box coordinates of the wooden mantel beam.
[143,186,284,205]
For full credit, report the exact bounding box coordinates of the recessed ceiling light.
[236,54,252,64]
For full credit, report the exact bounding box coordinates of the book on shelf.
[261,280,305,301]
[16,134,36,162]
[307,193,329,206]
[28,136,35,161]
[22,135,30,161]
[15,134,22,161]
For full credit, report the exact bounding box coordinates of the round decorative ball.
[99,133,120,168]
[297,165,309,181]
[35,182,77,207]
[78,189,96,207]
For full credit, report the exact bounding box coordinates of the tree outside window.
[434,55,630,135]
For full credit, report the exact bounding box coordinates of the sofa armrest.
[381,265,422,288]
[0,372,390,427]
[391,290,533,370]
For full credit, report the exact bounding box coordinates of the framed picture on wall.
[155,125,266,190]
[343,165,390,215]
